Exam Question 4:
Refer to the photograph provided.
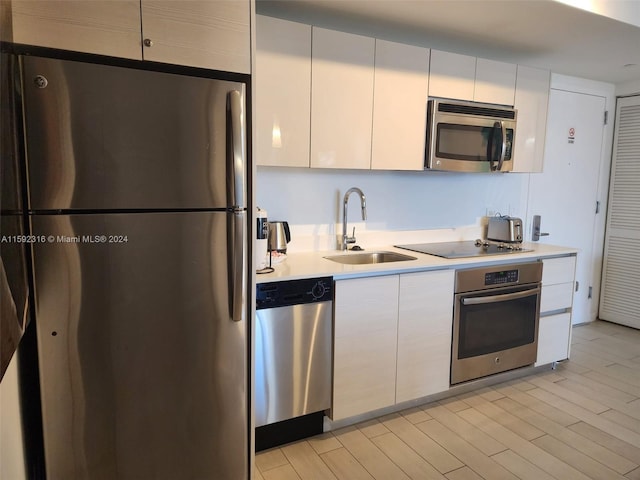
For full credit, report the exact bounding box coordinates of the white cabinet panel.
[141,1,250,73]
[11,0,141,59]
[541,283,574,312]
[474,58,516,105]
[428,50,476,101]
[396,270,454,403]
[542,256,577,286]
[511,65,550,173]
[332,275,399,421]
[10,0,250,73]
[310,27,375,169]
[371,40,429,171]
[256,16,311,167]
[536,313,571,366]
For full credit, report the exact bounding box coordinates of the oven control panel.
[484,269,519,285]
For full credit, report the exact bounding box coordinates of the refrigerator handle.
[229,210,247,323]
[227,89,246,208]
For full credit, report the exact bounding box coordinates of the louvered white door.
[600,95,640,328]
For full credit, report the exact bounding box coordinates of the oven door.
[451,282,541,385]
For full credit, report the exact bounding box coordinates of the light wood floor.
[255,320,640,480]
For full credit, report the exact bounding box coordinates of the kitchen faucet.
[342,187,367,250]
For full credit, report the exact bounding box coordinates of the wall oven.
[425,99,517,173]
[451,262,542,385]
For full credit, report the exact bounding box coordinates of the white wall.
[617,79,640,96]
[256,166,531,251]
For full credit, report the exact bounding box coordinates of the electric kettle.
[268,221,291,253]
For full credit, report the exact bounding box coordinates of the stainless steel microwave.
[425,99,517,173]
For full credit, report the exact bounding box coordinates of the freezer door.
[31,212,248,480]
[22,56,246,210]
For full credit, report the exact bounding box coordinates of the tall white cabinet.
[310,28,375,169]
[511,65,551,173]
[255,16,311,167]
[371,40,430,171]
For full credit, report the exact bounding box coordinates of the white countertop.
[255,242,578,283]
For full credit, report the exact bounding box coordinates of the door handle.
[532,215,549,242]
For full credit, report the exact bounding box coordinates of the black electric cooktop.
[395,240,532,259]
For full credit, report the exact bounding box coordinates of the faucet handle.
[345,226,356,244]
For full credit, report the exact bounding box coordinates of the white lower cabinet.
[332,269,455,421]
[396,270,455,403]
[537,313,572,366]
[535,255,576,366]
[332,275,399,421]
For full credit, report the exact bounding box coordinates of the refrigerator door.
[21,56,246,211]
[31,212,248,480]
[1,52,29,379]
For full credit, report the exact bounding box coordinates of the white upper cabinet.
[140,1,250,73]
[371,40,430,171]
[9,0,250,73]
[255,15,311,167]
[474,58,516,105]
[310,27,375,169]
[511,65,551,173]
[428,50,476,101]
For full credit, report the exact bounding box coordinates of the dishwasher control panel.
[256,277,333,309]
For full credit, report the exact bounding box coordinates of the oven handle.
[461,287,540,306]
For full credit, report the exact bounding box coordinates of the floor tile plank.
[423,403,507,456]
[490,449,556,480]
[416,418,519,480]
[381,414,464,474]
[494,395,637,474]
[532,433,628,480]
[319,447,374,480]
[281,442,338,480]
[332,425,412,480]
[457,407,593,480]
[568,421,640,465]
[370,432,447,480]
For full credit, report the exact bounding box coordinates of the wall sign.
[568,127,575,144]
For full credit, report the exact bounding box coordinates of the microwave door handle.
[489,121,502,171]
[497,120,507,171]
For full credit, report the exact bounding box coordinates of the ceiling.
[256,0,640,85]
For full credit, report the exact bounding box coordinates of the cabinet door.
[474,58,516,105]
[428,50,476,101]
[255,16,311,167]
[332,275,399,421]
[396,270,454,403]
[11,0,141,59]
[371,40,429,171]
[310,27,375,169]
[140,0,250,73]
[536,313,571,366]
[511,65,550,173]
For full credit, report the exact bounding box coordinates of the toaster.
[487,216,523,243]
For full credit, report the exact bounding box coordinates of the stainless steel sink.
[324,251,417,265]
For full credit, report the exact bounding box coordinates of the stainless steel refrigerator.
[19,55,250,479]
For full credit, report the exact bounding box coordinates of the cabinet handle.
[143,38,153,47]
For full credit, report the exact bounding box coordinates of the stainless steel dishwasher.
[255,277,333,450]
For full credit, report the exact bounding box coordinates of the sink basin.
[324,251,417,265]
